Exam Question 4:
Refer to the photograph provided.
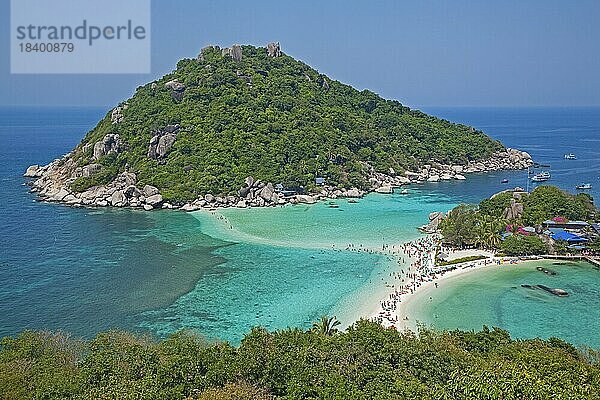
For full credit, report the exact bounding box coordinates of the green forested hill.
[69,44,503,202]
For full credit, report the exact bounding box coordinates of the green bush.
[0,322,598,399]
[500,235,548,255]
[437,255,488,266]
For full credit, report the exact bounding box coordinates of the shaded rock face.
[296,194,316,204]
[145,194,163,206]
[110,104,127,124]
[342,188,363,198]
[143,185,159,197]
[375,185,393,194]
[24,165,41,177]
[259,183,275,201]
[71,163,102,179]
[110,190,125,206]
[113,171,137,188]
[236,176,279,205]
[148,124,180,159]
[197,45,220,61]
[164,79,185,101]
[503,199,524,220]
[266,42,281,57]
[164,79,185,92]
[420,211,446,233]
[222,44,242,61]
[93,134,122,161]
[82,164,102,177]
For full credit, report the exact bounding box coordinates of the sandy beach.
[392,260,505,331]
[368,238,525,331]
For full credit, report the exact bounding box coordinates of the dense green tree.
[500,235,548,256]
[311,316,341,336]
[441,186,599,255]
[439,204,479,247]
[68,45,503,202]
[521,186,598,225]
[1,322,598,399]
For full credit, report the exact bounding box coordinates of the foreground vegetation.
[1,320,598,399]
[440,186,599,255]
[69,44,503,201]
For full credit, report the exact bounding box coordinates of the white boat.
[564,153,576,160]
[531,175,549,182]
[576,183,592,190]
[400,189,409,195]
[531,171,550,182]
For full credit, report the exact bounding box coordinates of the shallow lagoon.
[407,259,600,348]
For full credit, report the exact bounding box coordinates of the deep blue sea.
[1,106,599,344]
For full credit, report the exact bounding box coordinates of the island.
[24,43,532,211]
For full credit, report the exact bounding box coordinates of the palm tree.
[312,315,341,336]
[478,215,503,249]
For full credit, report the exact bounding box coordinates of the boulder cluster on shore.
[24,148,532,211]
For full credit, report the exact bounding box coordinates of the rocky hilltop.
[25,42,532,211]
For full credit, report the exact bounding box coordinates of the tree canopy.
[69,44,503,202]
[440,186,599,252]
[1,322,598,399]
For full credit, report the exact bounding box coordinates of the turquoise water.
[1,106,599,346]
[409,260,600,347]
[140,194,460,341]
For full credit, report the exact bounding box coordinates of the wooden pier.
[540,255,600,268]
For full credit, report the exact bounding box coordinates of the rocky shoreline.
[24,148,533,212]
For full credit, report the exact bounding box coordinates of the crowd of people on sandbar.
[373,236,439,325]
[210,211,234,229]
[373,238,511,326]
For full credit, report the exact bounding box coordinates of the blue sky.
[1,0,599,107]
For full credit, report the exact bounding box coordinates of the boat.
[576,183,592,190]
[328,204,339,208]
[564,153,576,160]
[399,189,409,195]
[347,199,358,204]
[501,179,509,184]
[533,162,551,168]
[531,171,550,182]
